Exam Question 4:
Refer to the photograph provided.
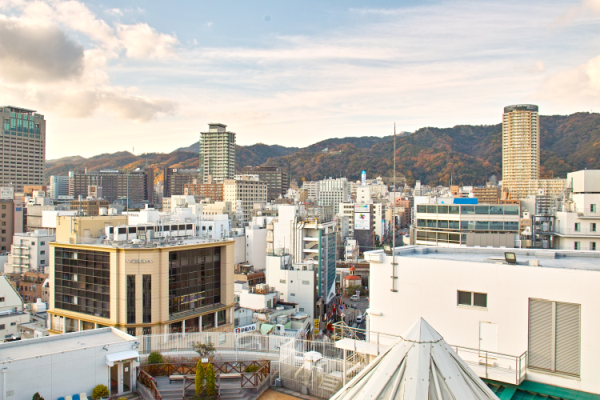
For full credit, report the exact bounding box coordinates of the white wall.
[246,226,267,270]
[368,248,600,394]
[233,236,246,264]
[239,289,277,310]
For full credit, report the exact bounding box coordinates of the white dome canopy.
[331,318,499,400]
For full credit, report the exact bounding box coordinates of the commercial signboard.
[314,319,320,335]
[234,323,257,334]
[354,212,370,230]
[354,204,369,213]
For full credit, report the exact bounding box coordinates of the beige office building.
[224,176,267,227]
[48,216,235,336]
[502,104,565,199]
[0,106,46,192]
[200,123,236,183]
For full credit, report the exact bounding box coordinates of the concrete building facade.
[200,123,236,183]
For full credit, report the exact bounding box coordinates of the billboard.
[0,187,14,200]
[354,204,369,212]
[354,212,370,230]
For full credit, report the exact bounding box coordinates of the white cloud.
[116,23,178,59]
[552,0,600,27]
[105,8,123,16]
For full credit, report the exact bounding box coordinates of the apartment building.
[163,167,200,198]
[0,198,24,253]
[48,221,236,336]
[0,275,26,341]
[200,123,236,183]
[472,186,501,204]
[4,229,54,274]
[9,272,49,303]
[69,199,110,216]
[184,182,224,202]
[224,176,267,227]
[49,175,69,199]
[302,181,319,201]
[0,106,46,192]
[555,170,600,251]
[501,104,566,199]
[318,177,349,214]
[69,169,154,203]
[240,166,289,201]
[365,245,600,396]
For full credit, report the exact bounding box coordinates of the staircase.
[320,375,342,397]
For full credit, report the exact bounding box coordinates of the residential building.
[48,225,236,336]
[240,166,289,201]
[199,123,236,183]
[413,200,520,247]
[0,275,26,341]
[69,199,110,216]
[473,185,501,204]
[318,178,349,214]
[24,191,53,231]
[245,224,267,270]
[4,229,54,274]
[501,104,566,199]
[49,175,69,199]
[555,169,600,251]
[302,181,319,201]
[203,201,233,219]
[9,272,49,303]
[184,182,224,202]
[224,176,267,227]
[68,169,154,203]
[0,106,46,192]
[365,245,600,396]
[0,328,139,398]
[0,198,24,253]
[163,167,200,198]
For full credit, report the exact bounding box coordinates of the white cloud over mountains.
[0,0,178,121]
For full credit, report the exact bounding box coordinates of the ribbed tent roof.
[331,318,499,400]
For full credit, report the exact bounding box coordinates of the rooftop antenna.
[391,123,398,292]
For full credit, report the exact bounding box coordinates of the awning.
[105,350,139,367]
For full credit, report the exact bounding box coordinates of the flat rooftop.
[53,237,233,249]
[0,328,135,363]
[366,245,600,271]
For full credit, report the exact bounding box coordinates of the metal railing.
[450,345,527,385]
[331,322,527,386]
[554,228,599,235]
[137,368,162,400]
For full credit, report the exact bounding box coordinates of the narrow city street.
[339,296,369,329]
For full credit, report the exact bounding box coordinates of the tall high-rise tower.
[0,106,46,191]
[199,123,236,183]
[502,104,540,198]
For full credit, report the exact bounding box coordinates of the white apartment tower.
[0,106,46,191]
[317,177,349,214]
[200,123,236,183]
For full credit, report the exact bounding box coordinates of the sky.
[1,0,600,159]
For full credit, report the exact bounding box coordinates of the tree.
[195,360,205,395]
[345,284,365,297]
[147,351,164,364]
[193,342,216,359]
[205,364,216,396]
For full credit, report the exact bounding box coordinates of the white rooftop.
[0,328,136,363]
[331,318,498,400]
[367,245,600,271]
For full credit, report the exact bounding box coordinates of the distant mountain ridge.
[45,113,600,186]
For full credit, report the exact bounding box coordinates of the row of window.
[417,219,519,231]
[574,223,597,232]
[574,242,596,250]
[417,205,519,215]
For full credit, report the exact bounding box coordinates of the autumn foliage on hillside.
[45,112,600,186]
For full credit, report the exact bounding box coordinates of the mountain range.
[45,112,600,186]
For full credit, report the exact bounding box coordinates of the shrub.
[205,364,216,396]
[193,342,216,358]
[195,360,205,395]
[91,384,109,400]
[244,364,260,373]
[32,393,44,400]
[148,351,164,364]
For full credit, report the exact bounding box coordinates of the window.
[290,293,295,296]
[574,223,580,232]
[40,260,45,264]
[574,242,580,250]
[592,242,596,251]
[143,275,151,323]
[299,308,304,312]
[40,250,45,255]
[40,241,45,245]
[591,223,597,232]
[592,204,597,212]
[457,291,487,308]
[10,322,16,326]
[280,279,286,284]
[0,297,4,302]
[126,275,136,324]
[528,299,580,377]
[127,328,136,336]
[302,280,310,285]
[0,324,4,330]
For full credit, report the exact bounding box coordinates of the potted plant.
[91,384,109,400]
